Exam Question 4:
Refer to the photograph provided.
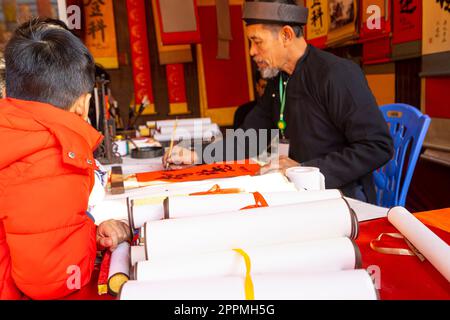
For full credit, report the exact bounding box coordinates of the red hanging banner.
[392,0,422,60]
[155,0,201,45]
[166,64,190,115]
[126,0,156,114]
[360,0,392,65]
[197,3,253,126]
[392,0,422,45]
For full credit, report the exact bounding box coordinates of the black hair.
[4,17,95,110]
[246,0,304,37]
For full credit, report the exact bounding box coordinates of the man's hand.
[259,155,300,175]
[97,220,131,252]
[162,145,199,170]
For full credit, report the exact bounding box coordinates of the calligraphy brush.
[165,118,178,170]
[128,95,149,129]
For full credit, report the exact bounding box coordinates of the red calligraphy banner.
[126,0,155,113]
[136,162,261,183]
[166,64,187,105]
[360,0,392,65]
[392,0,422,45]
[198,5,251,109]
[166,63,190,115]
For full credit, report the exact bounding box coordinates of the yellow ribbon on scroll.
[189,184,243,196]
[233,248,255,300]
[370,233,426,262]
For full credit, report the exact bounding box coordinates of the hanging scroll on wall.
[126,0,156,114]
[420,0,450,151]
[196,0,254,126]
[305,0,329,49]
[421,0,450,77]
[151,0,193,115]
[154,0,201,45]
[84,0,119,69]
[392,0,422,60]
[326,0,358,47]
[360,0,392,65]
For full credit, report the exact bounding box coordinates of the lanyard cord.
[278,75,289,137]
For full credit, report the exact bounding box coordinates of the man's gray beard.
[259,67,280,79]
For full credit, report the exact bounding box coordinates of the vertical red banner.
[166,64,189,115]
[126,0,155,113]
[392,0,422,45]
[360,0,392,65]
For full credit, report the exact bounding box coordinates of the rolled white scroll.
[388,206,450,282]
[154,118,211,129]
[129,201,165,230]
[144,198,358,259]
[153,130,214,142]
[165,189,342,219]
[285,167,325,191]
[108,242,131,295]
[130,245,147,266]
[159,123,220,135]
[129,189,341,228]
[127,173,298,229]
[135,238,361,282]
[120,269,378,300]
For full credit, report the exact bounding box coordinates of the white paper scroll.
[159,123,220,135]
[144,198,358,259]
[130,201,165,229]
[165,189,343,219]
[124,173,296,228]
[153,130,214,142]
[120,269,378,300]
[135,238,360,282]
[108,242,131,295]
[130,245,147,266]
[153,118,212,129]
[388,207,450,282]
[129,189,341,229]
[285,167,325,191]
[106,172,296,201]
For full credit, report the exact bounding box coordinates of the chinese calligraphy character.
[399,0,417,14]
[436,0,450,13]
[443,20,448,42]
[88,19,107,42]
[311,0,324,28]
[86,0,107,42]
[84,0,105,17]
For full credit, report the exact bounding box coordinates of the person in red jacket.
[0,18,130,300]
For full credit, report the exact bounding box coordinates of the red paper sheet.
[198,5,251,109]
[425,77,450,119]
[357,213,450,300]
[136,162,261,183]
[392,0,422,45]
[155,0,201,45]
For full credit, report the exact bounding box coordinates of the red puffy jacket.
[0,98,103,299]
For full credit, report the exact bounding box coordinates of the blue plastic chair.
[373,104,431,208]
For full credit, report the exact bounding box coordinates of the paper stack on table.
[114,191,379,300]
[90,173,297,224]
